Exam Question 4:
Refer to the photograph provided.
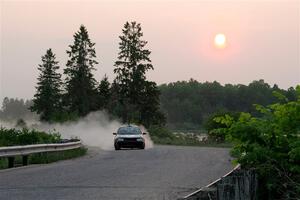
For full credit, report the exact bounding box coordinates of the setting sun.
[214,33,226,48]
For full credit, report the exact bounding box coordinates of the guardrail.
[0,141,82,168]
[182,164,241,200]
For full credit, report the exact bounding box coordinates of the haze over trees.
[159,79,298,130]
[1,22,298,132]
[17,22,164,128]
[0,98,36,121]
[0,18,298,200]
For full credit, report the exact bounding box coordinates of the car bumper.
[115,141,145,148]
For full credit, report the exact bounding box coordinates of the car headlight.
[136,138,144,142]
[117,138,124,142]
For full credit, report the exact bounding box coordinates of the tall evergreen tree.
[97,74,111,110]
[64,25,98,116]
[139,81,166,127]
[31,49,62,121]
[113,21,164,126]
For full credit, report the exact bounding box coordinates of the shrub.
[0,128,61,147]
[204,111,240,142]
[214,86,300,199]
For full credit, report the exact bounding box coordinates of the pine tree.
[31,49,62,121]
[139,81,166,127]
[113,21,164,126]
[64,25,98,116]
[97,74,111,110]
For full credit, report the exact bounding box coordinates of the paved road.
[0,145,232,200]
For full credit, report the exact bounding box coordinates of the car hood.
[116,135,143,139]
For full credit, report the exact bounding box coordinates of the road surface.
[0,145,232,200]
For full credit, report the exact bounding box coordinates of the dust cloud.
[0,111,154,150]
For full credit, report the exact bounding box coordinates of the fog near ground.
[0,111,154,150]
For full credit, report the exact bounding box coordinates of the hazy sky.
[0,0,299,101]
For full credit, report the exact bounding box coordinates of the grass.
[0,147,87,170]
[151,136,232,148]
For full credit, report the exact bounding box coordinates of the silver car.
[113,125,146,150]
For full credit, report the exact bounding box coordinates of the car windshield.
[118,127,142,135]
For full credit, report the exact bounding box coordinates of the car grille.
[124,138,138,142]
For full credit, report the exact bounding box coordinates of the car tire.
[114,144,120,150]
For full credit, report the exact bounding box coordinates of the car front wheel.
[114,144,120,150]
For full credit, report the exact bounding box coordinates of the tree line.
[29,22,164,128]
[0,97,36,121]
[2,78,297,131]
[1,22,297,130]
[159,79,298,130]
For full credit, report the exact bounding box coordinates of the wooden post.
[8,157,15,168]
[217,169,257,200]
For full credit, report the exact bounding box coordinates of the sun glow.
[214,33,226,49]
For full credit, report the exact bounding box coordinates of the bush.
[214,86,300,199]
[0,128,61,147]
[204,111,240,142]
[148,125,176,144]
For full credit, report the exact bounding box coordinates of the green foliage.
[204,111,240,142]
[139,81,166,127]
[97,75,111,110]
[0,128,61,147]
[214,89,300,199]
[49,111,79,123]
[148,125,175,143]
[31,49,62,121]
[64,25,99,116]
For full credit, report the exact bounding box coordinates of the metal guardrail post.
[8,157,14,168]
[22,155,28,166]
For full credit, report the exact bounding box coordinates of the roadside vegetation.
[148,125,231,147]
[0,128,61,147]
[211,87,300,199]
[0,128,86,169]
[0,147,87,170]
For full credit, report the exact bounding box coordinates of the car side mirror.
[113,133,117,135]
[142,132,147,135]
